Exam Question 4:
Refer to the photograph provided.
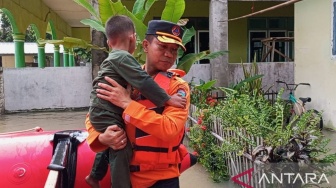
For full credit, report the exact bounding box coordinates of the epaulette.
[167,69,186,77]
[167,71,174,78]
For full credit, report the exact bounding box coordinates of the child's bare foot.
[85,175,100,188]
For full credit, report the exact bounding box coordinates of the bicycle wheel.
[307,109,323,130]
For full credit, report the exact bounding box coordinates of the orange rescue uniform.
[85,71,190,188]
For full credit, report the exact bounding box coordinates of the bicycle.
[276,80,323,130]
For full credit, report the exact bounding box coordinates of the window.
[182,17,210,64]
[197,30,209,64]
[153,17,210,64]
[269,31,286,62]
[249,31,267,62]
[288,31,294,60]
[248,17,294,62]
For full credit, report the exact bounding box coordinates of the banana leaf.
[177,50,227,74]
[98,0,116,25]
[132,0,158,21]
[73,0,99,20]
[177,26,196,58]
[100,0,148,42]
[201,50,228,60]
[177,51,209,73]
[80,19,105,33]
[161,0,185,23]
[38,37,107,52]
[194,80,217,91]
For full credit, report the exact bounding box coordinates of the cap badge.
[172,26,180,36]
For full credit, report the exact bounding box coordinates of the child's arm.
[114,54,170,107]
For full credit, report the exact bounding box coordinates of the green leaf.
[98,0,120,25]
[177,51,209,73]
[38,37,107,51]
[201,50,228,60]
[127,15,147,42]
[103,1,147,42]
[74,0,99,20]
[161,0,185,23]
[233,75,264,90]
[132,0,158,21]
[196,80,217,91]
[132,0,146,15]
[80,19,105,33]
[177,26,196,58]
[182,26,196,46]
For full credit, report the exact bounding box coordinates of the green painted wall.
[72,27,91,42]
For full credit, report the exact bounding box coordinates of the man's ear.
[142,40,149,52]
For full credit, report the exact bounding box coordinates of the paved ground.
[180,163,238,188]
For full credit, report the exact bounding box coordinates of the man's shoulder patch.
[177,88,187,97]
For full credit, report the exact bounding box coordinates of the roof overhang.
[0,42,64,55]
[42,0,90,28]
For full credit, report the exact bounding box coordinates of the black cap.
[146,20,186,51]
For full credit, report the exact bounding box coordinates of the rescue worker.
[86,20,196,188]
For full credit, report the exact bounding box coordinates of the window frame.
[196,30,209,64]
[248,30,267,62]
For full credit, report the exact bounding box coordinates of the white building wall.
[1,63,294,114]
[3,66,92,112]
[295,0,336,129]
[182,63,294,94]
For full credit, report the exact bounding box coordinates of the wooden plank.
[261,37,294,62]
[44,170,59,188]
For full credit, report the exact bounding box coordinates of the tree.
[74,0,226,74]
[25,25,37,42]
[0,12,13,42]
[0,12,37,42]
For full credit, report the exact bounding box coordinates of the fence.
[186,104,266,188]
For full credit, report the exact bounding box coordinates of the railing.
[264,90,278,105]
[186,104,266,188]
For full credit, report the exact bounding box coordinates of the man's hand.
[98,125,127,150]
[96,76,132,109]
[167,93,186,109]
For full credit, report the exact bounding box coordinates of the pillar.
[63,48,69,67]
[54,45,60,67]
[38,43,46,68]
[209,0,229,88]
[13,33,25,68]
[69,48,75,67]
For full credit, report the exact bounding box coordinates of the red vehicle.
[0,128,110,188]
[0,127,197,187]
